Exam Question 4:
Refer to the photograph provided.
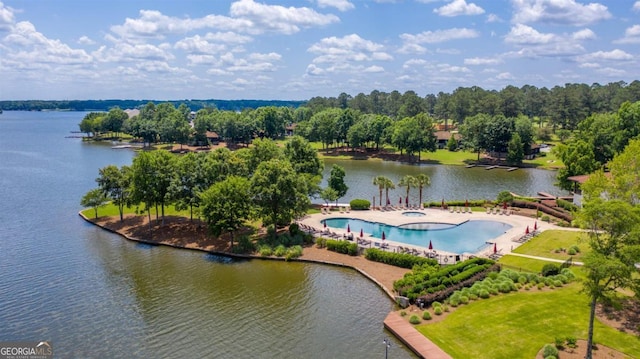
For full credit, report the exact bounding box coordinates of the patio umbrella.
[387,197,390,205]
[347,224,350,233]
[323,221,326,228]
[534,221,538,230]
[382,231,386,240]
[525,226,529,234]
[405,196,409,206]
[503,201,508,210]
[360,228,363,238]
[399,196,402,205]
[428,240,433,250]
[493,242,497,254]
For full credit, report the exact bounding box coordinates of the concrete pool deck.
[298,207,567,262]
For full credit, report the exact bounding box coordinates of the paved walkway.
[504,252,584,265]
[384,312,452,359]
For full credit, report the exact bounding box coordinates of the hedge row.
[425,199,487,208]
[349,199,371,210]
[416,264,500,305]
[394,258,497,302]
[365,248,437,269]
[325,239,358,256]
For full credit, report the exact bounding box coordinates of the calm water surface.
[0,112,416,358]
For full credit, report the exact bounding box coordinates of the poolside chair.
[486,207,491,214]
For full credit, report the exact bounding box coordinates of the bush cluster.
[440,268,575,309]
[365,248,437,269]
[394,258,496,302]
[349,199,371,210]
[409,315,421,324]
[425,199,487,208]
[556,198,578,212]
[325,239,358,256]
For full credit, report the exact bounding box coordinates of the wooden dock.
[383,312,452,359]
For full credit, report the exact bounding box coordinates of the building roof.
[205,131,219,138]
[434,131,461,141]
[567,172,611,184]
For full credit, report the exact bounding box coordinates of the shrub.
[569,245,580,253]
[315,237,327,248]
[443,305,449,312]
[479,289,490,298]
[274,245,287,257]
[449,298,460,307]
[554,337,565,350]
[431,301,442,309]
[460,296,469,304]
[537,282,546,289]
[288,223,300,236]
[285,245,303,261]
[259,246,273,257]
[560,268,575,280]
[542,344,559,358]
[496,190,514,205]
[326,239,358,256]
[349,199,371,210]
[366,248,437,269]
[553,280,563,288]
[409,315,421,324]
[541,215,550,222]
[542,263,560,277]
[434,307,443,315]
[566,336,577,348]
[567,247,577,255]
[422,311,432,320]
[232,235,256,254]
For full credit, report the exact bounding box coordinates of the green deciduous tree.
[328,164,348,204]
[81,188,108,219]
[506,132,524,165]
[200,176,252,249]
[96,164,131,222]
[250,159,310,229]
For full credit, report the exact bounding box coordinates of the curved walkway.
[504,252,584,265]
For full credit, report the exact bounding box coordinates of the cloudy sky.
[0,0,638,100]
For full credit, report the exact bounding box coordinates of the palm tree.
[373,175,395,207]
[415,174,431,207]
[398,175,417,207]
[372,175,387,207]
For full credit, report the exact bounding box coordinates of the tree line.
[81,136,326,246]
[0,99,304,112]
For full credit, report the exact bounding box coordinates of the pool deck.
[298,207,563,260]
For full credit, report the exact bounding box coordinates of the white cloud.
[512,0,611,26]
[4,21,93,65]
[77,36,95,45]
[505,24,554,44]
[576,49,633,62]
[486,13,502,23]
[175,35,228,54]
[397,43,427,54]
[93,42,174,62]
[434,0,484,17]
[464,57,503,65]
[308,34,392,64]
[230,0,339,34]
[363,65,384,73]
[572,28,595,40]
[614,25,640,44]
[496,72,514,80]
[634,1,640,11]
[0,1,15,32]
[578,62,599,68]
[400,27,479,44]
[316,0,355,12]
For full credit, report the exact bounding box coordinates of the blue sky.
[0,0,638,100]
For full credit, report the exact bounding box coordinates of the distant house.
[285,123,297,136]
[567,172,612,207]
[434,131,461,149]
[206,131,220,145]
[124,109,140,118]
[525,144,541,160]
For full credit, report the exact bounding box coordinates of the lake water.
[0,111,417,358]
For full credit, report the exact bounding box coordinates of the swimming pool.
[322,218,512,254]
[401,211,426,217]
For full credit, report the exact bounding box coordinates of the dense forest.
[0,99,305,112]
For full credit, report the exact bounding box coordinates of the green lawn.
[523,149,564,169]
[513,230,588,261]
[81,203,191,219]
[416,282,640,359]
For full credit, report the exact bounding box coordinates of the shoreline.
[78,211,407,300]
[79,211,443,357]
